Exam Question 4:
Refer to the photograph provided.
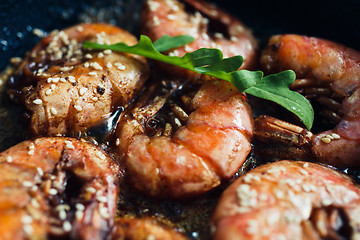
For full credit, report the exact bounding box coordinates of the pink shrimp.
[0,137,120,239]
[141,0,258,80]
[211,160,360,240]
[8,23,149,137]
[111,217,188,240]
[115,79,253,198]
[254,34,360,167]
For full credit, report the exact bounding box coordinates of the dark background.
[1,0,359,71]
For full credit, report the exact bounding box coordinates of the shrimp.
[211,160,360,240]
[115,78,253,198]
[0,137,120,240]
[8,23,149,137]
[111,217,188,240]
[255,34,360,167]
[141,0,258,80]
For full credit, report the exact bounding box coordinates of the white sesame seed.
[322,199,333,206]
[28,150,34,155]
[45,89,52,95]
[299,169,309,176]
[60,77,66,83]
[74,105,83,112]
[106,62,112,68]
[67,76,76,83]
[86,187,96,193]
[167,14,176,20]
[303,162,309,168]
[23,181,33,187]
[96,151,106,160]
[84,62,90,68]
[98,52,104,58]
[326,134,334,140]
[77,26,83,32]
[23,225,33,235]
[49,188,58,195]
[33,98,43,105]
[59,209,67,220]
[66,143,75,150]
[114,62,126,70]
[91,62,103,70]
[56,204,70,211]
[96,196,107,203]
[103,49,112,54]
[50,107,57,115]
[115,138,120,146]
[231,36,238,42]
[79,87,87,96]
[76,203,85,211]
[31,199,40,208]
[63,221,72,232]
[52,77,60,83]
[88,71,97,76]
[75,210,84,220]
[85,53,93,59]
[321,137,331,144]
[60,66,73,72]
[148,0,160,11]
[6,156,12,162]
[152,16,160,26]
[331,133,340,139]
[92,97,99,101]
[201,32,209,40]
[50,175,56,180]
[21,215,33,224]
[37,167,44,176]
[214,32,224,39]
[100,207,110,219]
[50,84,56,90]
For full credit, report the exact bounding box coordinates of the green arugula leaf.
[84,35,314,130]
[153,34,195,52]
[245,70,314,129]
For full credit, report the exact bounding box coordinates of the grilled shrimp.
[111,217,187,240]
[211,160,360,240]
[115,79,253,198]
[255,34,360,167]
[8,23,149,137]
[0,137,120,239]
[141,0,258,80]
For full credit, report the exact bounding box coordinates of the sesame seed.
[6,156,12,162]
[85,53,93,59]
[153,16,160,26]
[91,62,103,70]
[106,62,112,68]
[184,44,193,52]
[28,144,35,151]
[77,26,83,32]
[103,49,112,54]
[37,167,44,176]
[63,221,72,232]
[59,209,67,220]
[31,199,40,208]
[60,77,66,83]
[214,32,224,38]
[201,32,209,40]
[76,203,85,211]
[56,204,70,211]
[331,133,340,139]
[321,137,331,144]
[322,199,333,206]
[23,181,33,187]
[60,66,73,72]
[52,77,60,83]
[23,225,33,235]
[148,0,160,11]
[51,84,56,90]
[50,107,57,115]
[74,105,83,112]
[92,97,98,101]
[49,188,58,195]
[299,169,309,176]
[84,62,90,68]
[31,185,38,192]
[96,151,106,160]
[21,215,33,224]
[75,210,84,220]
[67,76,76,83]
[96,196,107,203]
[50,176,56,180]
[231,36,238,41]
[167,14,176,20]
[45,89,52,95]
[115,138,120,146]
[86,187,96,193]
[97,52,104,58]
[88,71,97,76]
[28,150,34,155]
[79,87,87,96]
[326,134,334,140]
[100,207,110,219]
[114,62,126,70]
[303,162,309,168]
